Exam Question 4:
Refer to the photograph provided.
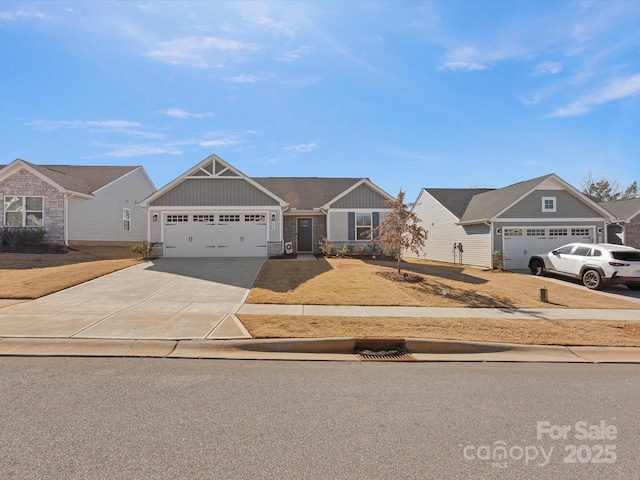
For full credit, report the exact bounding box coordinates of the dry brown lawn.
[0,246,140,299]
[239,315,640,347]
[246,257,640,309]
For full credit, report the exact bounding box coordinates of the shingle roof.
[252,177,362,209]
[600,197,640,221]
[460,174,554,223]
[424,188,493,219]
[8,159,139,195]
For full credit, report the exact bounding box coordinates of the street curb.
[1,337,640,363]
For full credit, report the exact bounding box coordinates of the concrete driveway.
[0,257,266,340]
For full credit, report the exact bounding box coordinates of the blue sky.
[2,1,640,202]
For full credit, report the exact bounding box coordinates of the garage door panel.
[163,213,267,258]
[503,227,594,270]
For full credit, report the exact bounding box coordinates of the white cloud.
[0,9,44,21]
[26,119,163,139]
[437,62,487,72]
[160,108,213,119]
[200,139,240,147]
[534,61,562,75]
[549,72,640,117]
[284,143,318,153]
[278,45,311,62]
[145,36,260,67]
[223,74,259,83]
[89,144,182,158]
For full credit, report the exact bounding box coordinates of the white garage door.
[163,213,267,257]
[503,227,594,270]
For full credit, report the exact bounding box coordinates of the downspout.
[63,192,72,246]
[484,220,493,268]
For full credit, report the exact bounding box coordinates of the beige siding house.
[1,158,155,246]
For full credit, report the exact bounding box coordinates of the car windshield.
[611,251,640,261]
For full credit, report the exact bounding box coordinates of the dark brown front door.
[297,218,313,252]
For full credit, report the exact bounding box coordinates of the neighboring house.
[408,174,615,270]
[600,197,640,249]
[139,154,394,257]
[0,158,156,246]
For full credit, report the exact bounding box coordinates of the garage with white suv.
[528,243,640,290]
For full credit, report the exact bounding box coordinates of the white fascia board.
[328,208,393,213]
[147,206,278,212]
[284,209,325,216]
[321,178,395,209]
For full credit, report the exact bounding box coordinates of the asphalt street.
[0,358,638,479]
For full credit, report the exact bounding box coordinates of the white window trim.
[355,212,373,241]
[542,197,556,212]
[123,208,131,232]
[4,195,44,227]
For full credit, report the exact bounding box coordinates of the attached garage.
[502,226,595,270]
[163,212,268,258]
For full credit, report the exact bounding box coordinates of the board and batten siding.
[407,189,492,268]
[330,184,390,209]
[150,179,280,207]
[67,168,154,242]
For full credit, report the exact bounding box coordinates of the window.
[542,197,556,212]
[123,208,131,231]
[166,214,188,223]
[504,228,523,236]
[245,214,266,222]
[549,228,567,236]
[571,228,591,236]
[4,196,43,227]
[527,229,546,237]
[589,249,602,257]
[193,214,215,222]
[573,246,590,256]
[219,214,240,222]
[356,213,372,240]
[555,245,574,254]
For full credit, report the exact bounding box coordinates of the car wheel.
[626,284,640,291]
[529,259,545,276]
[582,269,603,290]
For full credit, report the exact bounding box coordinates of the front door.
[297,218,313,252]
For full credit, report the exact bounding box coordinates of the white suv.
[528,243,640,290]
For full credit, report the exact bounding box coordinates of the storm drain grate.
[358,350,416,362]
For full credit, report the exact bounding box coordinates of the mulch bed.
[376,271,424,283]
[0,244,69,254]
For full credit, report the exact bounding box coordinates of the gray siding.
[331,185,389,209]
[500,190,602,219]
[149,214,162,243]
[150,179,279,207]
[407,190,491,267]
[67,168,155,242]
[329,211,349,241]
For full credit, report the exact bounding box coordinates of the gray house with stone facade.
[600,197,640,249]
[408,173,615,270]
[139,154,394,257]
[0,158,155,246]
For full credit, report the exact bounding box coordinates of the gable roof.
[253,177,363,209]
[600,197,640,222]
[1,159,140,196]
[423,188,493,220]
[460,174,553,223]
[139,154,287,207]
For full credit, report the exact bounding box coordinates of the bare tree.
[580,171,639,201]
[367,190,427,275]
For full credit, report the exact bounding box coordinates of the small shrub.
[492,250,504,270]
[131,241,156,261]
[318,236,334,256]
[336,243,352,258]
[1,227,46,248]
